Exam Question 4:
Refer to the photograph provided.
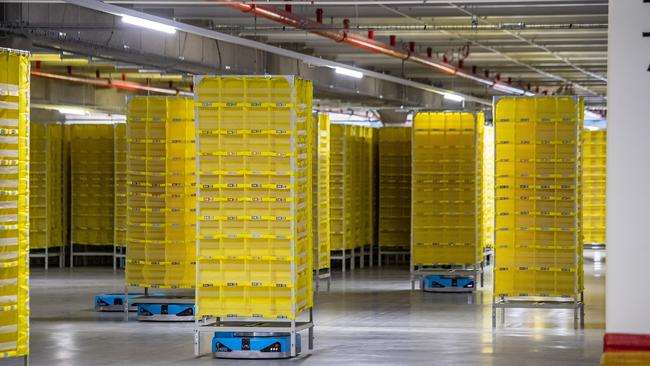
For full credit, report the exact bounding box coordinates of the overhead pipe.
[31,70,193,96]
[211,0,529,95]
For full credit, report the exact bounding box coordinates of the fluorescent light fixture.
[122,15,176,34]
[334,67,363,79]
[443,93,464,103]
[58,107,88,116]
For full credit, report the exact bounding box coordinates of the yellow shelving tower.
[378,127,411,265]
[410,112,483,290]
[361,126,375,266]
[329,124,376,272]
[0,47,30,364]
[68,123,116,266]
[479,119,495,260]
[329,124,351,270]
[492,96,584,328]
[330,124,375,271]
[125,97,196,318]
[29,121,65,269]
[581,129,606,247]
[193,76,314,358]
[315,113,331,290]
[114,122,127,269]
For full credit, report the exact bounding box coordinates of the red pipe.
[367,30,374,40]
[284,0,291,13]
[31,70,193,96]
[389,35,396,47]
[210,0,528,94]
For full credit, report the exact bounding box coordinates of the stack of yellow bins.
[581,129,606,246]
[479,121,495,251]
[361,126,375,262]
[0,47,30,362]
[329,124,349,267]
[315,114,331,279]
[195,76,313,320]
[329,124,375,271]
[411,112,482,270]
[493,97,584,327]
[69,124,115,246]
[114,123,127,262]
[378,127,411,263]
[125,97,196,289]
[29,122,64,267]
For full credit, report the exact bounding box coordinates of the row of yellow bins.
[378,127,411,265]
[29,121,65,269]
[329,124,375,272]
[581,129,606,246]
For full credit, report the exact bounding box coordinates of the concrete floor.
[13,250,605,366]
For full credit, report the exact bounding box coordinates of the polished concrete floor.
[14,250,605,366]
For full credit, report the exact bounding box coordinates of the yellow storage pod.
[479,120,495,251]
[378,127,411,263]
[361,126,375,260]
[493,97,584,328]
[411,112,482,284]
[330,124,375,271]
[69,123,115,247]
[0,47,30,361]
[29,122,64,268]
[114,122,127,264]
[581,129,606,246]
[329,124,345,254]
[315,114,331,287]
[195,76,313,320]
[125,96,196,289]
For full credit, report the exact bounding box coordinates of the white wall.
[607,0,650,334]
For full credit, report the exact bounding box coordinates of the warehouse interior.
[0,1,648,365]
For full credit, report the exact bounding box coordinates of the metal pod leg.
[359,245,366,268]
[492,305,497,328]
[193,325,200,357]
[308,308,314,351]
[327,274,331,292]
[290,320,297,357]
[124,287,129,321]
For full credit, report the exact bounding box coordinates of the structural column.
[605,0,650,356]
